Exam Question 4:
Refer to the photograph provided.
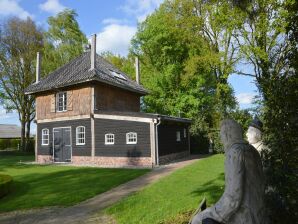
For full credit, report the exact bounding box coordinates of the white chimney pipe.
[36,52,41,83]
[91,34,96,70]
[135,57,140,84]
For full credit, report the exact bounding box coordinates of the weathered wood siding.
[158,122,189,156]
[37,119,91,157]
[94,118,151,157]
[36,86,92,120]
[94,82,140,112]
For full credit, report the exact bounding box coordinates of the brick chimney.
[91,34,97,70]
[36,52,41,83]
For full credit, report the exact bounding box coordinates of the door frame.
[52,126,72,163]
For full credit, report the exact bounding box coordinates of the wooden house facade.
[25,35,191,167]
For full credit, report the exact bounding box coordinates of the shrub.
[0,174,13,198]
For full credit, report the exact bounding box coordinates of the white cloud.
[95,24,137,56]
[102,18,129,25]
[39,0,65,14]
[0,0,32,19]
[0,108,14,120]
[236,93,256,104]
[121,0,163,22]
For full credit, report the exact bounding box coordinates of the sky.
[0,0,258,130]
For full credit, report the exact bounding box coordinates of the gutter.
[155,117,162,166]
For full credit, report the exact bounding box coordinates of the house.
[25,35,191,167]
[0,124,21,139]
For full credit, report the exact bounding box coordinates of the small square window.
[105,134,115,145]
[176,131,181,142]
[126,132,137,144]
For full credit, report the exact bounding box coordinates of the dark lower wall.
[94,118,151,157]
[37,119,91,156]
[158,122,189,156]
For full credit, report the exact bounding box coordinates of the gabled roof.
[0,124,21,139]
[25,52,148,95]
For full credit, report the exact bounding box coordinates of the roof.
[25,52,148,95]
[94,110,192,124]
[0,124,21,139]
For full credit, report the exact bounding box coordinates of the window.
[42,129,49,145]
[126,132,137,144]
[184,128,187,138]
[109,70,127,80]
[105,133,115,145]
[57,92,67,112]
[76,126,85,145]
[176,131,181,142]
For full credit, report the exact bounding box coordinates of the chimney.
[90,34,96,70]
[36,52,41,83]
[135,57,140,84]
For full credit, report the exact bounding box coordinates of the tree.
[131,0,217,128]
[42,9,87,76]
[0,17,43,151]
[233,0,298,222]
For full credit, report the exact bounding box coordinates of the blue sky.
[0,0,258,129]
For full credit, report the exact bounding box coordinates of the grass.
[105,154,225,224]
[0,152,149,213]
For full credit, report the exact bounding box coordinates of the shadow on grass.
[0,166,149,213]
[191,172,225,204]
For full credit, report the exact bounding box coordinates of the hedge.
[0,138,35,152]
[0,174,13,198]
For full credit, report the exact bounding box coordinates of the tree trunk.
[26,119,31,152]
[20,119,26,151]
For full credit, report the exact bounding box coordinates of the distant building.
[0,124,21,139]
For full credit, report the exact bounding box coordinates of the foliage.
[0,154,149,212]
[232,0,298,222]
[261,75,298,223]
[42,9,87,76]
[106,155,225,224]
[0,17,43,151]
[0,174,13,198]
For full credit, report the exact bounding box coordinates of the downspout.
[155,117,161,166]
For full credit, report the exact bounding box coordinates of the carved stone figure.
[246,117,264,154]
[191,119,267,224]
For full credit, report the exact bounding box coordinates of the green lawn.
[106,154,225,224]
[0,152,149,213]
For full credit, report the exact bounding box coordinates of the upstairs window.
[126,132,137,144]
[105,133,115,145]
[176,131,181,142]
[76,126,85,145]
[57,92,67,112]
[42,129,49,145]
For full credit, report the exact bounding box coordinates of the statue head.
[220,119,244,152]
[246,117,263,144]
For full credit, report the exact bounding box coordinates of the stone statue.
[191,119,267,224]
[246,117,264,154]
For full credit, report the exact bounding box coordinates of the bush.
[0,174,13,198]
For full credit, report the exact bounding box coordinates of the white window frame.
[76,126,85,145]
[56,92,67,112]
[184,128,187,138]
[105,133,115,145]
[42,128,49,145]
[176,131,181,142]
[126,132,137,144]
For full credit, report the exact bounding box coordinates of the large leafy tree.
[232,0,298,222]
[0,17,43,151]
[131,0,217,131]
[42,9,87,76]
